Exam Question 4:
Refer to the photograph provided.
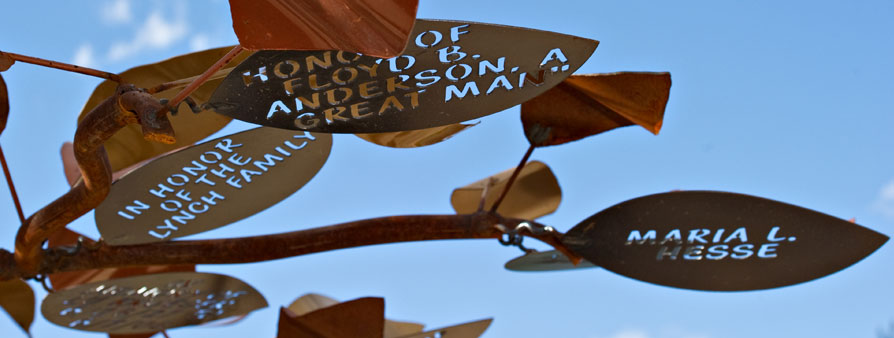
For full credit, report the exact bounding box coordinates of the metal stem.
[489,144,535,213]
[0,144,25,223]
[0,51,122,82]
[160,46,244,113]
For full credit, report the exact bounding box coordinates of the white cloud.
[872,179,894,219]
[610,329,649,338]
[107,7,188,61]
[189,34,212,52]
[101,0,132,24]
[72,44,96,68]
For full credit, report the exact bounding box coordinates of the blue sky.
[1,0,893,337]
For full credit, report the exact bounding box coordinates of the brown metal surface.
[0,52,13,71]
[208,20,597,133]
[95,127,332,245]
[41,272,268,334]
[77,46,253,172]
[562,191,889,291]
[229,0,418,58]
[14,85,174,275]
[0,73,8,133]
[521,72,671,147]
[0,278,34,334]
[504,250,596,272]
[47,228,194,291]
[394,318,492,338]
[356,122,476,148]
[278,297,385,338]
[286,293,424,338]
[451,161,561,220]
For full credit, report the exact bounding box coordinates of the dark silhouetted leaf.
[95,127,332,245]
[229,0,418,58]
[209,20,597,133]
[562,191,889,291]
[395,319,492,338]
[504,250,597,272]
[41,272,268,334]
[278,297,385,338]
[0,52,13,72]
[0,73,8,135]
[0,278,34,334]
[451,161,561,220]
[521,72,671,146]
[78,46,253,172]
[357,123,476,148]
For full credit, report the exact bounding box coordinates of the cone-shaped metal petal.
[229,0,418,58]
[285,293,424,338]
[562,191,889,291]
[208,20,598,133]
[277,297,385,338]
[451,161,561,220]
[356,123,476,148]
[41,272,268,334]
[521,72,671,147]
[95,127,332,245]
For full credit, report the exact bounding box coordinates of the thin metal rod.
[0,51,122,82]
[161,45,244,112]
[147,67,236,94]
[489,144,535,213]
[161,330,170,338]
[0,144,25,223]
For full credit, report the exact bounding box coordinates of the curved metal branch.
[13,85,174,276]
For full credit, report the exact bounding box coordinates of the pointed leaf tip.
[0,278,34,334]
[522,72,671,147]
[563,191,888,291]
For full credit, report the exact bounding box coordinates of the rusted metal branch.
[160,45,244,113]
[0,145,25,223]
[12,85,174,276]
[0,50,122,82]
[147,66,236,94]
[1,213,577,280]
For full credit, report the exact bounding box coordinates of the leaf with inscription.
[356,123,476,148]
[95,127,332,245]
[41,272,267,334]
[286,293,424,338]
[78,46,253,172]
[207,20,597,133]
[521,72,671,147]
[451,161,561,220]
[229,0,418,58]
[0,278,34,334]
[504,250,597,272]
[278,297,385,338]
[395,319,492,338]
[562,191,889,291]
[0,73,8,135]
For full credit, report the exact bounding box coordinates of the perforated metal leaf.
[562,191,889,291]
[229,0,418,58]
[451,161,561,220]
[95,127,332,245]
[521,72,671,146]
[77,46,252,172]
[41,272,268,334]
[208,20,597,133]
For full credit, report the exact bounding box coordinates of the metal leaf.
[0,278,34,334]
[562,191,889,291]
[41,272,268,334]
[61,142,185,187]
[394,319,492,338]
[0,73,8,135]
[47,228,195,291]
[95,127,332,245]
[0,52,12,72]
[277,297,385,338]
[521,72,671,147]
[356,123,476,148]
[208,20,598,133]
[451,161,561,220]
[504,249,597,272]
[229,0,419,58]
[286,293,424,338]
[77,46,253,172]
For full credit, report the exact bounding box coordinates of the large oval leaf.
[229,0,418,58]
[451,161,561,220]
[95,127,332,245]
[208,19,597,133]
[0,278,34,334]
[562,191,889,291]
[41,272,267,334]
[78,46,253,172]
[521,72,671,146]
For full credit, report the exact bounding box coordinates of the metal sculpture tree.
[0,1,888,337]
